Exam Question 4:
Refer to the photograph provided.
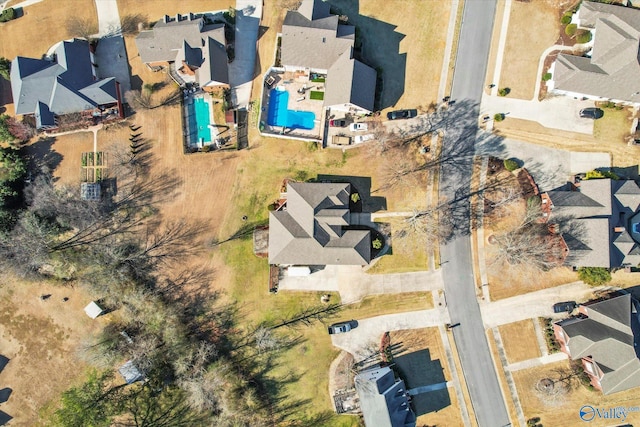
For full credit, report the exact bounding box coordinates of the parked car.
[354,134,375,144]
[579,108,604,119]
[387,109,418,120]
[330,119,347,127]
[349,122,368,132]
[328,321,354,334]
[553,301,577,313]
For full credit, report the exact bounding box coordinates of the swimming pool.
[267,89,316,130]
[187,97,212,143]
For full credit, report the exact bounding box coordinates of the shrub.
[542,72,552,82]
[201,145,210,153]
[503,158,519,171]
[0,57,10,81]
[578,267,611,286]
[561,13,572,25]
[350,193,360,203]
[584,169,619,180]
[565,23,577,37]
[493,113,505,122]
[498,87,510,96]
[576,31,592,44]
[0,8,15,22]
[372,238,383,250]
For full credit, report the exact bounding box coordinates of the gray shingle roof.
[10,39,118,120]
[548,179,640,268]
[556,294,640,394]
[136,18,228,86]
[324,49,377,112]
[553,1,640,102]
[268,182,371,266]
[355,366,416,427]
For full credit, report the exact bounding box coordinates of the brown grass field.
[117,0,233,23]
[498,319,542,364]
[514,360,640,427]
[390,328,464,427]
[499,1,560,99]
[0,275,104,425]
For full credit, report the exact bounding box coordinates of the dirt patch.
[498,319,542,364]
[0,275,103,425]
[499,1,561,100]
[514,360,640,427]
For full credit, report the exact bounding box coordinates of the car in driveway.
[349,122,368,132]
[387,109,418,120]
[579,108,604,119]
[328,320,355,334]
[330,119,347,127]
[354,134,375,144]
[553,301,577,313]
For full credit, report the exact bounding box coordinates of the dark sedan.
[329,119,347,127]
[387,109,418,120]
[579,108,604,119]
[553,301,577,313]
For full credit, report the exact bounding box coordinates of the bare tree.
[396,204,454,251]
[254,326,280,353]
[66,16,98,39]
[125,88,181,111]
[120,14,148,35]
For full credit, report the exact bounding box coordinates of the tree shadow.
[0,355,8,374]
[0,78,12,108]
[0,411,11,426]
[393,348,450,416]
[326,0,406,110]
[0,388,11,404]
[24,136,63,176]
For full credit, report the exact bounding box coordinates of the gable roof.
[547,179,640,268]
[135,17,228,86]
[268,182,371,266]
[324,49,377,112]
[281,6,355,71]
[553,1,640,102]
[11,39,118,119]
[355,366,416,427]
[557,294,640,394]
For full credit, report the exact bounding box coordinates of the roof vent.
[163,15,170,23]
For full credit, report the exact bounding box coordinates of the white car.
[354,134,375,144]
[349,122,368,132]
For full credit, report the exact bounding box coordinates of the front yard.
[497,319,542,364]
[593,107,632,144]
[514,361,640,427]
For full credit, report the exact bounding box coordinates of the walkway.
[229,0,262,109]
[491,327,526,427]
[507,352,567,372]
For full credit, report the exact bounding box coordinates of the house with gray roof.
[354,365,416,427]
[554,293,640,394]
[280,0,377,114]
[10,39,120,129]
[550,1,640,104]
[542,178,640,268]
[268,182,371,266]
[135,13,229,90]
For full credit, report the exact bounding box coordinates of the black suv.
[387,109,418,120]
[553,301,577,313]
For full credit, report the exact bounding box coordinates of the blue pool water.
[187,97,212,143]
[267,89,316,130]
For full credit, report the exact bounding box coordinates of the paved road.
[439,1,511,427]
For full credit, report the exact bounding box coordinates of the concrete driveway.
[229,0,261,109]
[481,93,596,134]
[330,309,450,360]
[278,265,444,304]
[481,281,601,328]
[478,135,610,191]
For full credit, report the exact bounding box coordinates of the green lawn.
[310,91,325,100]
[593,108,631,143]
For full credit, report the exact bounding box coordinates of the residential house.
[550,1,640,104]
[554,293,640,394]
[354,365,416,427]
[280,0,377,114]
[10,39,121,129]
[135,13,229,90]
[542,178,640,268]
[268,182,371,266]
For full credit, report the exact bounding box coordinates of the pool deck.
[260,71,326,140]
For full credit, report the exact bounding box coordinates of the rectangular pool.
[267,88,316,130]
[187,97,212,143]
